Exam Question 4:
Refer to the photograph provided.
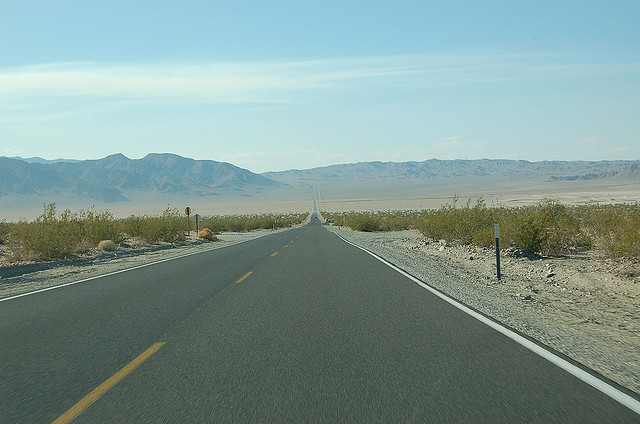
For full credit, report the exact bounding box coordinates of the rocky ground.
[327,226,640,395]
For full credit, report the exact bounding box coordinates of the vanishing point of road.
[1,205,639,423]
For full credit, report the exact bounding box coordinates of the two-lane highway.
[1,211,639,422]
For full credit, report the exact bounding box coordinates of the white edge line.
[0,231,280,303]
[331,230,640,416]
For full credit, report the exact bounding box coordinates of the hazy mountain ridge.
[8,156,81,165]
[2,155,638,208]
[547,163,640,182]
[0,154,278,203]
[263,159,640,183]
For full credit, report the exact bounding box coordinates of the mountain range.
[264,159,640,183]
[0,153,277,203]
[0,154,638,208]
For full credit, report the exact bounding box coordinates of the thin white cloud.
[1,52,637,105]
[433,136,462,149]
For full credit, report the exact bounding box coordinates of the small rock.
[439,246,445,252]
[546,272,555,278]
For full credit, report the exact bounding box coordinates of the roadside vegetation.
[322,198,639,259]
[0,203,307,262]
[200,213,307,233]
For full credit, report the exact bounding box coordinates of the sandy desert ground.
[317,180,640,212]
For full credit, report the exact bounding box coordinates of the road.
[1,207,639,423]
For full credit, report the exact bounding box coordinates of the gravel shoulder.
[0,230,282,300]
[326,225,640,395]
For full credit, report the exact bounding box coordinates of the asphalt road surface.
[1,209,639,423]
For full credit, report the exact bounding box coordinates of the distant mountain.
[2,155,638,209]
[548,163,640,182]
[263,159,640,183]
[8,156,81,165]
[612,163,640,180]
[0,154,279,203]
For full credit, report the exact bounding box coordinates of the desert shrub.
[512,213,543,253]
[526,199,590,256]
[197,228,217,241]
[583,203,640,258]
[349,214,382,232]
[0,219,9,244]
[419,197,496,246]
[201,213,308,233]
[97,240,118,251]
[9,203,78,259]
[119,206,185,243]
[321,210,424,232]
[7,203,123,260]
[77,207,120,245]
[326,198,594,257]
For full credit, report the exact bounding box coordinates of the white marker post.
[495,221,501,280]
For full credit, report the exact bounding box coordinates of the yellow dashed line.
[235,271,253,284]
[52,342,166,424]
[271,252,278,257]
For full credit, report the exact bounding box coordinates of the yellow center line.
[235,271,253,284]
[271,251,278,257]
[284,245,289,248]
[52,342,166,424]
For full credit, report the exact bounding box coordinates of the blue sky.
[1,1,639,172]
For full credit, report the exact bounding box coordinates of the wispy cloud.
[2,52,637,105]
[432,136,462,150]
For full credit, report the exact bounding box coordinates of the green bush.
[512,213,543,253]
[349,214,382,232]
[6,203,122,260]
[582,203,640,258]
[326,198,598,257]
[201,213,308,233]
[119,206,185,243]
[418,197,496,247]
[518,199,590,256]
[0,219,9,244]
[322,210,423,232]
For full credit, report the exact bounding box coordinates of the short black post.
[495,221,501,280]
[185,207,191,236]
